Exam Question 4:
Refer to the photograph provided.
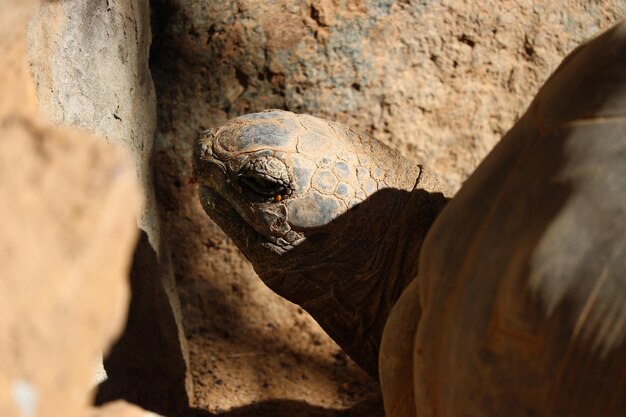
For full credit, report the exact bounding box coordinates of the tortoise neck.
[351,168,449,373]
[258,166,450,378]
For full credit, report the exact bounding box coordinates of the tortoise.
[193,21,626,417]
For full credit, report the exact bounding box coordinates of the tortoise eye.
[238,174,286,200]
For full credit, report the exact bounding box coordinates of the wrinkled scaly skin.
[195,20,626,417]
[194,111,449,377]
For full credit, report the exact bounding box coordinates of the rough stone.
[27,1,191,413]
[28,0,161,253]
[1,3,169,417]
[0,28,140,417]
[28,0,156,188]
[149,0,624,412]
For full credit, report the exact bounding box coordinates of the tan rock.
[0,0,38,118]
[28,0,158,237]
[1,2,149,417]
[27,1,191,413]
[0,113,140,417]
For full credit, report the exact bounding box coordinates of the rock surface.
[28,0,157,191]
[28,1,190,414]
[1,3,170,417]
[150,0,624,413]
[0,5,140,417]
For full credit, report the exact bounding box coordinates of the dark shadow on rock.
[95,230,189,417]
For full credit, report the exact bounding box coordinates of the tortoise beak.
[194,129,265,251]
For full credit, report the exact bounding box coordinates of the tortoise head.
[193,109,447,376]
[193,110,422,265]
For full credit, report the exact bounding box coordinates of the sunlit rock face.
[0,4,141,413]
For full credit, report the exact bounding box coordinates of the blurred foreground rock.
[28,1,190,415]
[0,2,161,417]
[0,118,139,416]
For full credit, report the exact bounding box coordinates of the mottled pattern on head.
[194,109,420,256]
